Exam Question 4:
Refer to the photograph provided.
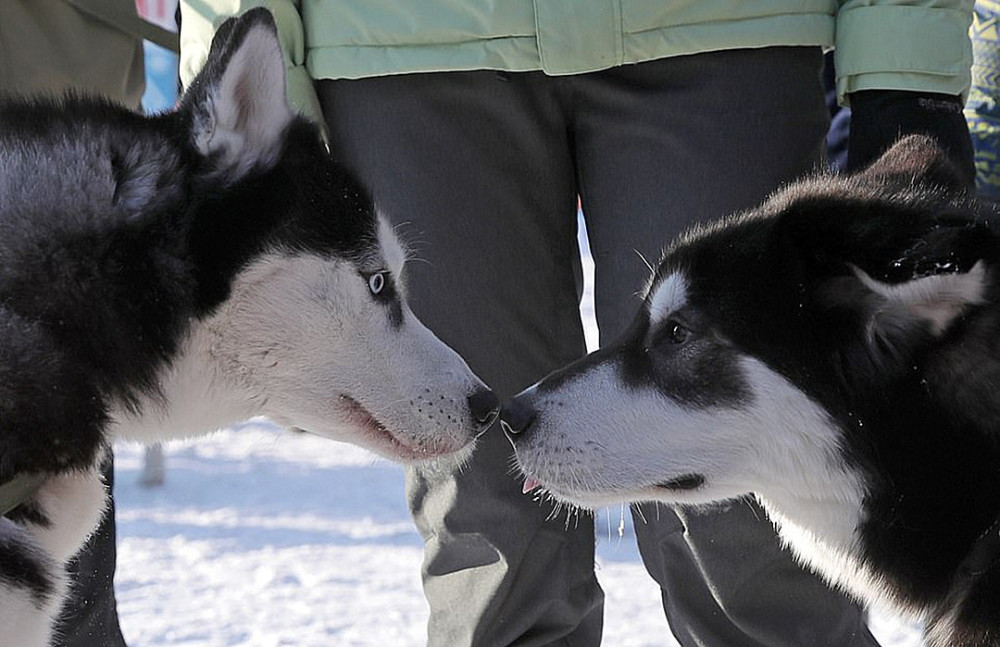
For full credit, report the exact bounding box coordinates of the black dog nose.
[500,396,536,437]
[468,388,500,425]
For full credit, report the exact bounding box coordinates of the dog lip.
[336,394,462,461]
[654,474,705,491]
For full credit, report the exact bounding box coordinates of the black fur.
[0,14,381,484]
[0,528,54,609]
[533,311,753,411]
[646,136,1000,644]
[508,135,1000,645]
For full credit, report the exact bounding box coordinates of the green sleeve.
[834,1,974,106]
[179,0,324,125]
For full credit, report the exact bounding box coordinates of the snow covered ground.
[112,426,923,646]
[112,221,924,645]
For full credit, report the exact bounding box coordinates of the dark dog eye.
[368,272,386,295]
[666,321,689,344]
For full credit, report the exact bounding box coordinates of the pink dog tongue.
[522,477,541,494]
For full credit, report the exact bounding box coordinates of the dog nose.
[500,397,536,437]
[468,388,500,425]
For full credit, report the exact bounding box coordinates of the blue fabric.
[824,51,851,173]
[967,1,1000,201]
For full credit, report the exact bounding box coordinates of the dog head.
[132,9,498,463]
[504,136,1000,518]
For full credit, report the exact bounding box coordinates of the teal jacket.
[180,1,973,124]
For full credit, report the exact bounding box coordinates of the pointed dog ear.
[824,262,989,348]
[858,134,967,195]
[770,158,996,367]
[805,215,995,354]
[181,8,293,182]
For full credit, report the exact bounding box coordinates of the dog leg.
[0,466,108,646]
[0,516,63,647]
[27,466,108,564]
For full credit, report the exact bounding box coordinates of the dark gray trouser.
[319,47,879,647]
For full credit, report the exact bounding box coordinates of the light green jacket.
[180,0,973,124]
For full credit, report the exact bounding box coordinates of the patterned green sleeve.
[966,1,1000,200]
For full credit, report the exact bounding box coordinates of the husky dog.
[504,136,1000,647]
[0,9,497,645]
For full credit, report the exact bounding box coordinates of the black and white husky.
[0,9,497,645]
[504,137,1000,647]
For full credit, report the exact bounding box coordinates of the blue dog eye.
[368,272,385,295]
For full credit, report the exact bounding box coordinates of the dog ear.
[857,134,967,195]
[811,256,992,385]
[180,8,293,181]
[776,200,995,364]
[825,261,989,343]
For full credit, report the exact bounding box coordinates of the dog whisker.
[634,248,655,274]
[632,504,649,526]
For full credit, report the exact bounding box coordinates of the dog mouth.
[335,394,466,462]
[522,475,543,494]
[654,474,705,491]
[519,472,707,502]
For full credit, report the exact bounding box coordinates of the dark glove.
[846,89,975,188]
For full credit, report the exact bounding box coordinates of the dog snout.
[468,388,500,426]
[500,396,536,439]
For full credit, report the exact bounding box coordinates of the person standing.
[181,3,975,645]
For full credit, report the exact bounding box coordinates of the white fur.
[515,356,863,511]
[513,350,883,610]
[8,218,487,647]
[193,20,293,181]
[0,586,57,647]
[26,468,107,563]
[0,468,107,647]
[377,216,409,288]
[648,273,688,324]
[0,519,62,647]
[112,246,485,463]
[851,260,988,336]
[17,242,488,647]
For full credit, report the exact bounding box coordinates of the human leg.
[319,71,603,646]
[571,47,878,645]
